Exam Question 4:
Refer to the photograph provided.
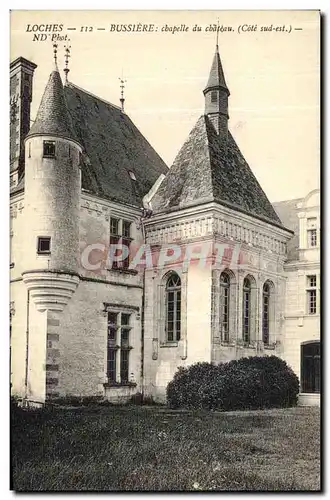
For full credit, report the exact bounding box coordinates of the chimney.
[10,57,37,182]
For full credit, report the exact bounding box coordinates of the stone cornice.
[145,210,289,257]
[147,201,292,238]
[284,260,320,271]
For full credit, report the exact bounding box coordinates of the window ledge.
[103,382,137,388]
[264,344,276,350]
[106,268,138,275]
[160,342,178,348]
[37,251,51,256]
[239,343,258,349]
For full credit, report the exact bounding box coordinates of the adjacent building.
[274,190,320,406]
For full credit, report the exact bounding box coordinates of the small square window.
[37,236,51,254]
[307,275,317,288]
[43,141,56,158]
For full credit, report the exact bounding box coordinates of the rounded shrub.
[166,355,299,411]
[166,362,220,409]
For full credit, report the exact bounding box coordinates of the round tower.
[20,61,82,405]
[23,65,82,285]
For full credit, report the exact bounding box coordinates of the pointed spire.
[26,65,78,144]
[204,44,229,95]
[216,18,220,50]
[203,41,230,138]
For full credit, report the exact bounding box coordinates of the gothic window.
[262,282,270,345]
[165,273,181,342]
[43,140,56,158]
[306,275,317,314]
[301,341,320,393]
[242,277,251,343]
[107,311,132,384]
[220,272,230,342]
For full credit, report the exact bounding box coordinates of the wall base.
[298,393,320,407]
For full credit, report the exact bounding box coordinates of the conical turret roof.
[204,45,230,95]
[26,67,78,144]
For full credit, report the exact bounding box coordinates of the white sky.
[10,10,320,202]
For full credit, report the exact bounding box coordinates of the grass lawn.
[11,405,320,491]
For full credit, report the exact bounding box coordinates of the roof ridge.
[203,115,215,201]
[66,82,122,112]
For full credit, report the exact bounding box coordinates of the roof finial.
[53,43,58,70]
[64,45,71,84]
[216,18,220,50]
[119,71,126,112]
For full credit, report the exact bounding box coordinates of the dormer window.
[128,170,136,181]
[43,140,55,158]
[211,90,218,103]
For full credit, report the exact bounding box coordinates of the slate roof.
[204,46,229,94]
[151,114,288,230]
[11,77,168,206]
[273,198,302,260]
[63,83,168,207]
[26,68,78,144]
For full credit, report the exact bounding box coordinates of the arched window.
[262,282,270,344]
[165,273,181,342]
[242,277,251,343]
[220,272,230,342]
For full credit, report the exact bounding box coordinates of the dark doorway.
[301,341,320,393]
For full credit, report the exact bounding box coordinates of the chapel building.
[9,46,320,406]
